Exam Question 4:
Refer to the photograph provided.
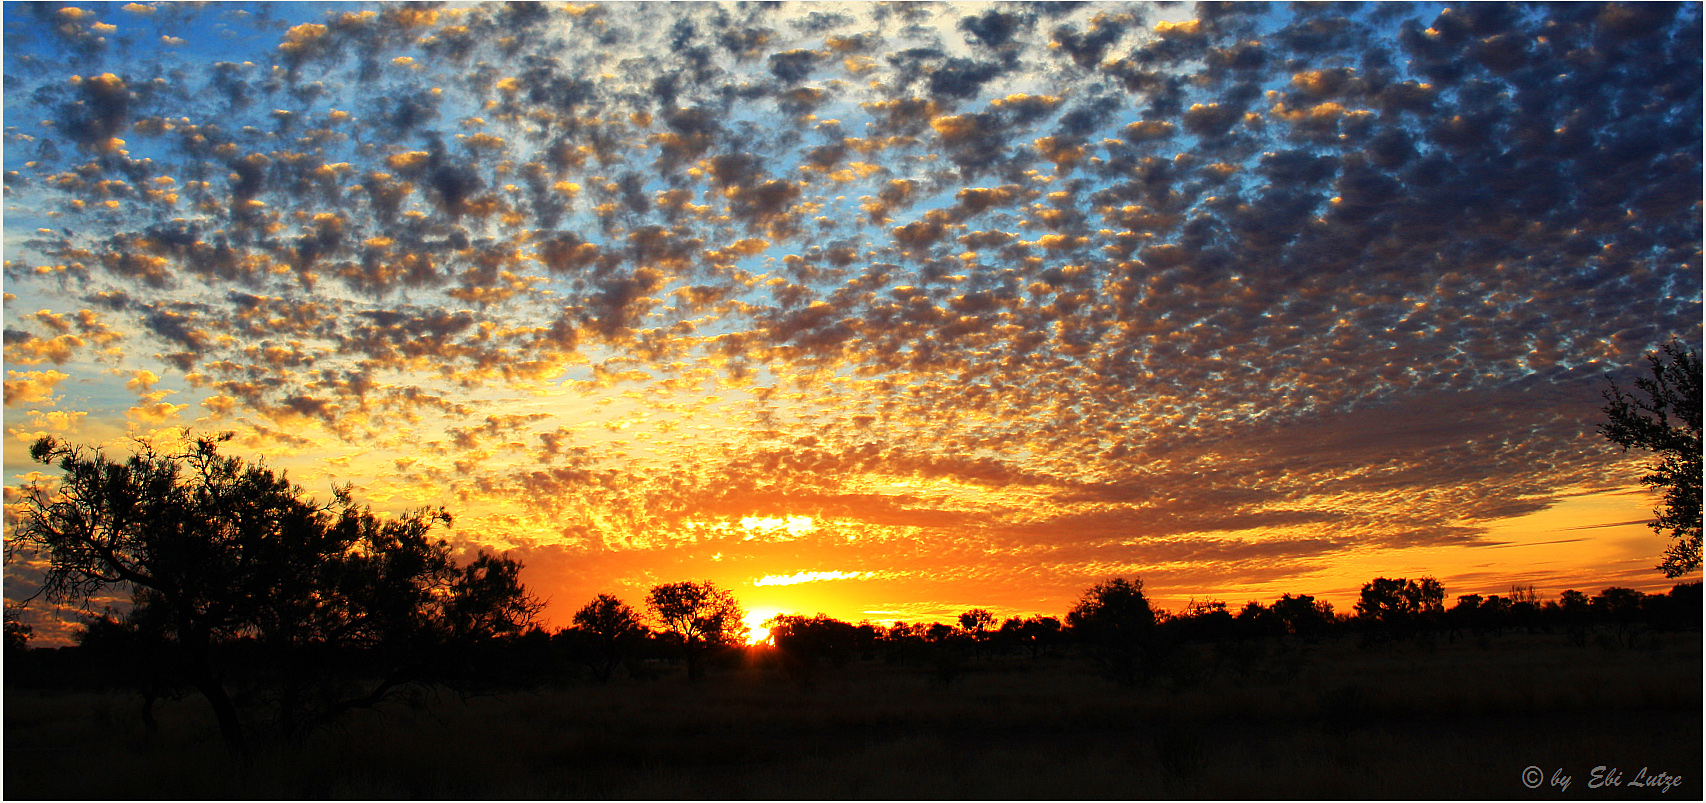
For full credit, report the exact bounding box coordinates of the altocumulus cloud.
[2,2,1699,632]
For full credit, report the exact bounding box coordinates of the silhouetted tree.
[6,435,542,750]
[1356,578,1443,623]
[1507,585,1543,633]
[1600,341,1702,577]
[879,621,929,665]
[1173,599,1231,638]
[1232,600,1283,640]
[958,608,995,633]
[566,593,648,682]
[766,613,864,687]
[850,619,880,658]
[1067,577,1158,685]
[3,603,31,653]
[1591,587,1646,648]
[1644,581,1703,631]
[887,620,968,684]
[884,621,920,640]
[958,608,995,656]
[1171,600,1258,680]
[1481,595,1515,636]
[1452,594,1483,616]
[1448,593,1516,639]
[997,615,1063,659]
[1558,589,1592,647]
[1270,594,1335,641]
[645,580,746,679]
[1354,577,1445,642]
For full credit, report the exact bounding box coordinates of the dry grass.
[6,632,1700,799]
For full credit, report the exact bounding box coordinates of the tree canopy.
[1065,577,1159,685]
[1354,577,1445,626]
[1600,341,1703,577]
[1066,577,1157,641]
[645,580,746,679]
[567,593,649,682]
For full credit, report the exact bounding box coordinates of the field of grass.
[6,631,1700,799]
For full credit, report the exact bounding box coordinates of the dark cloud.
[61,72,133,153]
[767,48,820,84]
[927,57,1008,101]
[959,9,1029,50]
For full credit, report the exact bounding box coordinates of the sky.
[2,1,1700,644]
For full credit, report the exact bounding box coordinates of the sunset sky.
[3,1,1700,644]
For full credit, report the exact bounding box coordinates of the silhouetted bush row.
[7,576,1699,734]
[543,576,1702,689]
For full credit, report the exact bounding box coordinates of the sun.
[742,607,785,646]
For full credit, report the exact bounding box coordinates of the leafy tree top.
[1600,341,1703,578]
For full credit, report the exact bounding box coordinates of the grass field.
[6,632,1700,799]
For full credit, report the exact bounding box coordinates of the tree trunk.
[178,631,244,752]
[277,675,302,742]
[139,686,159,737]
[190,673,245,751]
[684,646,704,680]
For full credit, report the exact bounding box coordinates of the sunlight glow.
[741,607,784,646]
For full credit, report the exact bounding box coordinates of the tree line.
[545,574,1700,690]
[9,555,1698,745]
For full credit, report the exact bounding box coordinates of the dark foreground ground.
[6,632,1701,799]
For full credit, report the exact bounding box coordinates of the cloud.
[753,570,874,586]
[126,390,186,423]
[4,371,71,407]
[2,1,1699,633]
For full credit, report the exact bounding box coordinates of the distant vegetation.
[6,578,1700,798]
[547,575,1700,690]
[7,560,1699,737]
